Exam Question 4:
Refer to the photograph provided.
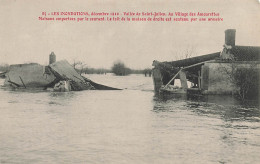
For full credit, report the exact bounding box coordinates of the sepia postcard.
[0,0,260,163]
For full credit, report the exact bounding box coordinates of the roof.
[163,52,220,67]
[231,46,260,61]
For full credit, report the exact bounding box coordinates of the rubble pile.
[3,60,120,92]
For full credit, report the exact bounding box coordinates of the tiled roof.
[231,46,260,61]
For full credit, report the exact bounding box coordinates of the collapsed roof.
[4,60,121,91]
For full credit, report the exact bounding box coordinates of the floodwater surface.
[0,74,259,164]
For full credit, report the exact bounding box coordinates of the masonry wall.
[201,62,260,95]
[152,68,163,92]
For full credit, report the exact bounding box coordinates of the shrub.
[112,61,131,76]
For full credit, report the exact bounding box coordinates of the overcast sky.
[0,0,259,69]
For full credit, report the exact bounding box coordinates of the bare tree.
[72,59,87,75]
[175,46,197,60]
[72,59,82,69]
[183,46,196,59]
[219,62,258,101]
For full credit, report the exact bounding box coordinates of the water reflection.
[49,91,76,100]
[155,92,259,107]
[153,92,260,164]
[46,92,78,109]
[152,93,187,113]
[221,106,260,122]
[153,93,260,123]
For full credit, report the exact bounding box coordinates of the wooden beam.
[163,69,182,89]
[19,76,26,88]
[198,71,201,89]
[182,60,213,70]
[7,80,20,87]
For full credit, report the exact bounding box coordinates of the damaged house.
[4,52,120,91]
[152,29,260,99]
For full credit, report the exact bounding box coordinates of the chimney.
[225,29,236,47]
[49,52,56,64]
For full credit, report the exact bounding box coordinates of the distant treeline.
[76,66,152,76]
[74,61,152,76]
[80,68,112,74]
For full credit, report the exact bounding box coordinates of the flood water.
[0,74,260,164]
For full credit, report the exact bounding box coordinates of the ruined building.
[152,29,260,99]
[4,52,120,91]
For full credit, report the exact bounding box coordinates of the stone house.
[152,29,260,98]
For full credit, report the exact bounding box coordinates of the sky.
[0,0,260,69]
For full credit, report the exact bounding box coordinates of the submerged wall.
[152,68,163,92]
[201,61,260,95]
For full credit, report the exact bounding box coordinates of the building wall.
[201,62,260,95]
[152,68,163,92]
[4,63,56,88]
